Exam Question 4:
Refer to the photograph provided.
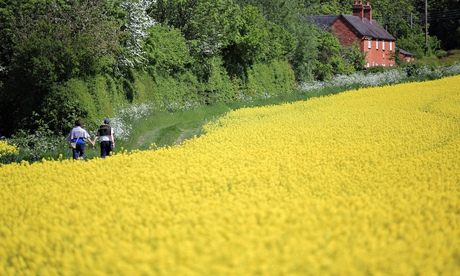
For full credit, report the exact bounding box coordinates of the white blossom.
[111,102,153,141]
[300,63,460,93]
[120,0,156,67]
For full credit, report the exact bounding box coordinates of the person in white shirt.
[66,119,94,160]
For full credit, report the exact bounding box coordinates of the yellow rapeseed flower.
[0,140,19,158]
[0,76,459,275]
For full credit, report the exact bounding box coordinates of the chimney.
[353,1,364,19]
[363,1,372,21]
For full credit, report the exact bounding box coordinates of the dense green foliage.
[415,0,460,51]
[0,0,122,135]
[0,0,299,137]
[0,0,457,142]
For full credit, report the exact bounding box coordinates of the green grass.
[414,49,460,67]
[116,86,352,152]
[119,103,232,151]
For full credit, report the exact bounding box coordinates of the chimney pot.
[363,1,372,21]
[353,0,365,19]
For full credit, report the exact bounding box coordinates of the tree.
[370,0,416,34]
[143,25,192,77]
[235,0,318,81]
[425,0,460,50]
[148,0,198,36]
[149,0,287,81]
[341,42,366,72]
[0,0,122,134]
[119,0,155,68]
[219,5,286,79]
[314,30,347,80]
[304,0,352,15]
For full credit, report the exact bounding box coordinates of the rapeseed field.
[0,141,18,158]
[1,76,459,275]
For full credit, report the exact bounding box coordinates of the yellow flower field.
[0,141,18,158]
[1,76,459,275]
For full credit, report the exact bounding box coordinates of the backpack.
[98,125,112,136]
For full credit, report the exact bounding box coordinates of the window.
[376,39,379,50]
[382,40,385,50]
[390,41,393,51]
[368,39,371,49]
[366,62,370,68]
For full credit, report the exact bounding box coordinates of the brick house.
[308,1,410,68]
[399,48,415,63]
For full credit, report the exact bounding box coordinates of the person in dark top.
[93,118,115,158]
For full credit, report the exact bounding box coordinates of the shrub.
[0,140,19,164]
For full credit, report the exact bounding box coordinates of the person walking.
[66,119,94,160]
[93,118,115,158]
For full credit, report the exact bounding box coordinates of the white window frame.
[368,39,371,49]
[382,40,385,50]
[390,41,393,51]
[376,39,379,50]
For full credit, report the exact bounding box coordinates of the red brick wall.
[332,18,396,68]
[332,19,360,47]
[364,39,396,67]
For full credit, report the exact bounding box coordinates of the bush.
[0,140,20,164]
[436,50,448,59]
[300,62,460,94]
[202,57,235,104]
[246,59,296,99]
[6,129,66,163]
